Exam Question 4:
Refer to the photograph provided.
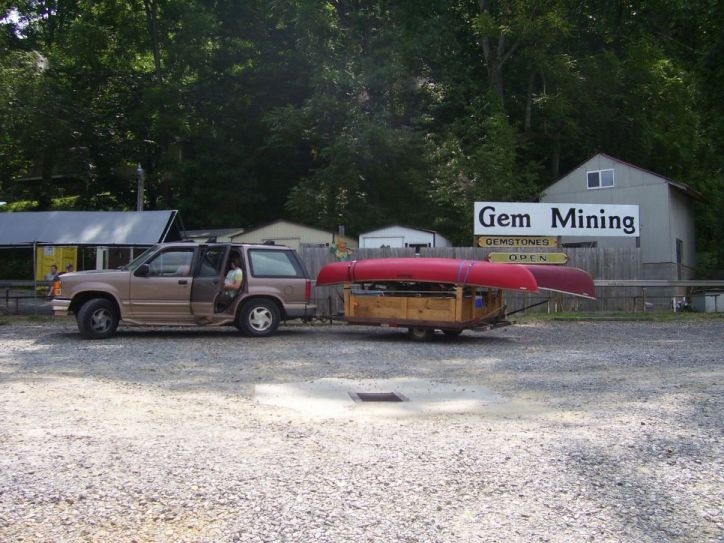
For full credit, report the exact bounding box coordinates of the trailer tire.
[442,329,463,337]
[408,327,434,342]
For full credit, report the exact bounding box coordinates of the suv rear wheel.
[76,298,119,339]
[237,299,280,337]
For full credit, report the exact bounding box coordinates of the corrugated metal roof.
[0,210,180,246]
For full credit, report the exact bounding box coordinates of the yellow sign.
[477,236,558,248]
[488,252,568,264]
[35,246,78,280]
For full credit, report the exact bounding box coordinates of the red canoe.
[524,264,596,299]
[316,258,595,299]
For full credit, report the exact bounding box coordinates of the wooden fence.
[300,246,667,316]
[4,248,717,317]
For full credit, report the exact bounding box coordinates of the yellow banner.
[487,252,568,265]
[477,236,558,248]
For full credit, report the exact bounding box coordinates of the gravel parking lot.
[1,316,722,543]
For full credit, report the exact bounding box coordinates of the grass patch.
[523,311,724,322]
[552,313,655,322]
[0,314,58,325]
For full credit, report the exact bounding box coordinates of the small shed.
[230,219,350,250]
[691,291,723,313]
[358,225,451,249]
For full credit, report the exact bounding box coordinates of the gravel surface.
[0,316,722,543]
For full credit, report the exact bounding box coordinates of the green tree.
[268,1,433,233]
[0,0,721,279]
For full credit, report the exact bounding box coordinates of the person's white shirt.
[224,265,243,294]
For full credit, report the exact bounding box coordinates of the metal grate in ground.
[349,391,408,403]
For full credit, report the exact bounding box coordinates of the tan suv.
[52,242,316,339]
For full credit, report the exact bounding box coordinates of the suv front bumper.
[51,298,72,316]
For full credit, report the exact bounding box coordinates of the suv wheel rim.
[248,307,272,331]
[91,308,113,333]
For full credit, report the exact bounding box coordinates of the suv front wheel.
[237,299,280,337]
[76,298,119,339]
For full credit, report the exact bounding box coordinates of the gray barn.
[540,153,701,280]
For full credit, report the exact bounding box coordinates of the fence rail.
[4,249,722,317]
[594,280,724,287]
[0,281,54,315]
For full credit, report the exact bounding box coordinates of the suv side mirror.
[134,263,150,277]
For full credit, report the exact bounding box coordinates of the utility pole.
[136,163,145,211]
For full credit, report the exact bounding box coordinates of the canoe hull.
[524,264,596,299]
[316,258,595,299]
[316,258,539,293]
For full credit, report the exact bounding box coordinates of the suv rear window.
[248,249,304,277]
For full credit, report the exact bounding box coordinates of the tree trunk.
[143,0,163,83]
[37,150,55,210]
[550,131,560,179]
[525,70,535,133]
[478,0,518,108]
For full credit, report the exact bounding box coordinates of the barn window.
[587,169,614,189]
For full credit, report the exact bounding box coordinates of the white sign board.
[474,202,640,237]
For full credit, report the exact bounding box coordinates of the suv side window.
[146,248,195,277]
[248,249,303,278]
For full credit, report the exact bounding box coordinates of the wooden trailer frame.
[342,283,508,340]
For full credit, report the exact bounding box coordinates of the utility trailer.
[342,282,507,340]
[316,257,596,341]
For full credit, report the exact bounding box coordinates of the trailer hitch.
[505,299,549,317]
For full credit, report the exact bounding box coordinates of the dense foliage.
[1,1,722,275]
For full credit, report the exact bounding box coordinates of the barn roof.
[0,210,182,247]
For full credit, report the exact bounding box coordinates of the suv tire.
[238,299,280,337]
[77,298,119,339]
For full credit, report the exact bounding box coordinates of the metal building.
[358,225,451,250]
[229,219,352,251]
[540,154,701,280]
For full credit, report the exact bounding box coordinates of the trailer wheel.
[442,329,463,337]
[408,327,434,342]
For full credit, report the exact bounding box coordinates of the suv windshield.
[120,245,159,271]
